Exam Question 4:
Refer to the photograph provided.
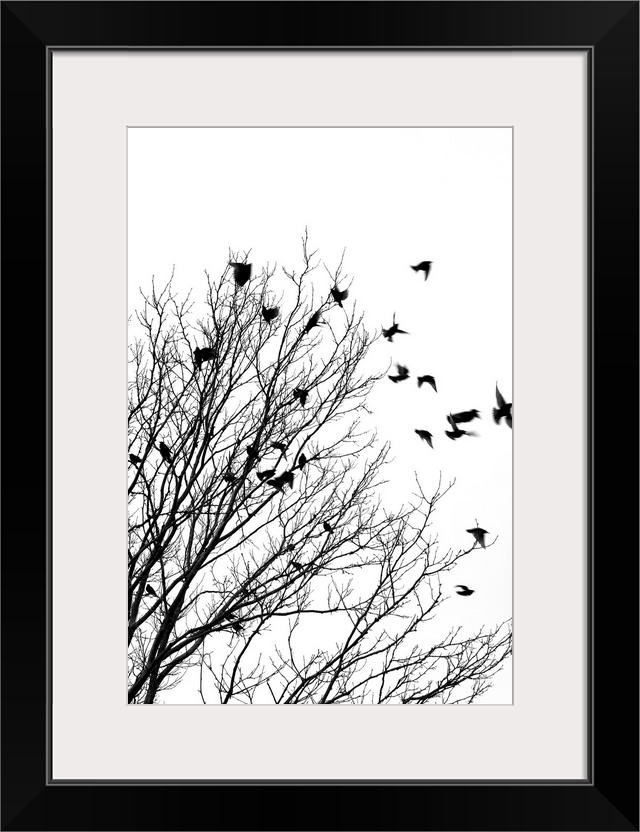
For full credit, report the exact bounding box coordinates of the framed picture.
[2,2,637,830]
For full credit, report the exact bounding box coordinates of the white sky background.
[128,127,512,703]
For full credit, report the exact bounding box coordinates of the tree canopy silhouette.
[128,235,511,704]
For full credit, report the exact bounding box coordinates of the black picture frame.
[2,2,638,830]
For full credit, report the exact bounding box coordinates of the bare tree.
[128,235,511,704]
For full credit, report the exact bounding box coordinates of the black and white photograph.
[127,127,513,705]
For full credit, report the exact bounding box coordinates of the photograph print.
[127,127,512,705]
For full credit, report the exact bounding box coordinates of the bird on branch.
[262,305,279,323]
[229,262,252,287]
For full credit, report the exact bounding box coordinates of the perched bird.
[246,444,260,461]
[414,429,434,448]
[455,585,475,596]
[145,584,158,598]
[304,310,323,333]
[193,346,216,369]
[298,453,307,469]
[493,384,512,428]
[445,414,476,440]
[262,305,279,323]
[330,286,349,308]
[323,521,333,534]
[467,527,489,548]
[388,363,410,383]
[286,542,296,552]
[257,468,276,482]
[271,441,287,454]
[411,261,433,281]
[129,453,142,466]
[382,314,409,342]
[229,262,252,287]
[451,409,481,424]
[231,622,243,634]
[158,441,173,463]
[417,375,437,392]
[291,561,305,572]
[223,471,236,483]
[292,387,309,407]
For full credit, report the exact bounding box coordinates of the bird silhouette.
[194,346,216,369]
[246,444,260,461]
[455,585,475,596]
[268,471,294,490]
[382,314,409,342]
[257,469,276,482]
[298,453,307,469]
[493,384,512,428]
[231,621,243,634]
[271,441,287,454]
[411,261,433,281]
[286,542,296,552]
[129,453,142,466]
[292,388,309,407]
[304,310,322,333]
[445,414,476,440]
[417,375,437,392]
[291,561,304,572]
[145,584,158,598]
[451,409,481,424]
[323,521,333,534]
[158,441,173,463]
[330,286,349,308]
[229,262,252,287]
[223,472,236,483]
[467,527,489,548]
[262,305,279,323]
[414,429,434,448]
[388,363,410,383]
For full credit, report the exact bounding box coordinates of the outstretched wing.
[495,384,506,408]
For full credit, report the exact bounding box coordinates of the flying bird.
[158,441,173,463]
[455,585,475,596]
[388,363,410,383]
[229,262,252,287]
[268,471,294,491]
[382,314,409,342]
[323,521,333,534]
[304,310,323,333]
[145,584,158,598]
[298,453,307,469]
[451,409,481,424]
[417,375,437,392]
[292,387,309,407]
[262,305,279,323]
[330,286,349,308]
[414,429,434,448]
[445,414,476,440]
[271,441,287,454]
[493,384,512,428]
[411,261,433,281]
[467,527,489,548]
[257,468,276,482]
[129,453,142,466]
[193,346,216,369]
